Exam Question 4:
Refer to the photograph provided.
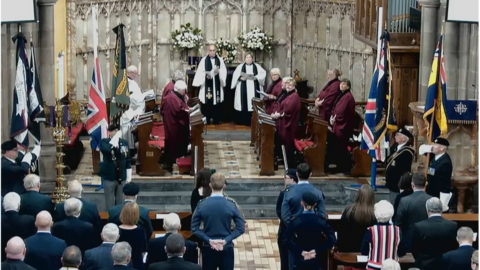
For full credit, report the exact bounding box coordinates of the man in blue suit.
[24,211,67,270]
[281,163,326,226]
[442,227,477,270]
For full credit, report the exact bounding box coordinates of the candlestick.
[57,51,65,99]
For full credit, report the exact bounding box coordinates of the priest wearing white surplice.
[192,45,227,125]
[120,65,145,156]
[231,53,266,126]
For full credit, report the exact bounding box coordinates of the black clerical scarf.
[173,91,186,104]
[204,56,221,105]
[332,89,351,112]
[266,77,282,94]
[276,89,294,104]
[239,63,259,112]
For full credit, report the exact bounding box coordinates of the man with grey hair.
[148,233,201,270]
[55,180,101,235]
[105,242,135,270]
[19,174,54,217]
[411,197,457,270]
[146,213,198,267]
[1,236,35,270]
[61,246,82,270]
[472,250,479,270]
[52,198,96,254]
[82,224,132,270]
[442,226,477,270]
[381,259,400,270]
[161,70,186,102]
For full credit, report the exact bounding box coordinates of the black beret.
[108,125,119,132]
[397,128,412,139]
[123,182,140,196]
[301,191,319,206]
[1,140,17,151]
[434,137,450,147]
[285,169,298,183]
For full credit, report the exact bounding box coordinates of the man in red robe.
[272,77,301,162]
[160,80,192,172]
[264,68,284,114]
[315,69,342,121]
[161,70,186,106]
[326,78,356,174]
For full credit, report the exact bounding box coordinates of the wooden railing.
[354,0,421,50]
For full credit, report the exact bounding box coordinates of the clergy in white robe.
[192,45,227,124]
[231,53,266,125]
[120,65,144,153]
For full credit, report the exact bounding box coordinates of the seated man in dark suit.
[148,233,201,270]
[61,246,83,270]
[55,180,102,235]
[25,211,67,270]
[101,241,136,270]
[412,197,458,270]
[19,174,55,217]
[395,173,432,251]
[146,213,197,268]
[52,198,97,254]
[107,183,153,239]
[1,236,35,270]
[442,226,477,270]
[2,192,36,261]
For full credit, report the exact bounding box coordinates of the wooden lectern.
[258,112,276,176]
[136,114,165,176]
[190,114,205,176]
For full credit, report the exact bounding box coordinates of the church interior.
[1,0,479,269]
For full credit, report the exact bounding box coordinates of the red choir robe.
[264,78,284,114]
[331,90,356,143]
[161,81,175,105]
[162,91,190,164]
[275,90,301,154]
[317,78,341,121]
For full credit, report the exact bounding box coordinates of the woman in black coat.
[190,168,213,213]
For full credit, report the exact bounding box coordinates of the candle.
[57,51,65,99]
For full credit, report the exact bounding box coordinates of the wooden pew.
[100,211,192,232]
[136,114,165,176]
[189,114,205,176]
[350,110,373,177]
[251,98,264,147]
[258,112,276,176]
[145,97,156,113]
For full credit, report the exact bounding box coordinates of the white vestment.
[231,63,266,112]
[192,56,227,105]
[119,78,145,149]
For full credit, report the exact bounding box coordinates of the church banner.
[445,100,477,125]
[110,23,129,124]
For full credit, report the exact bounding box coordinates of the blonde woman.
[264,68,283,114]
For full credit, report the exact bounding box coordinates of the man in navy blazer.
[442,227,477,270]
[146,213,198,268]
[24,211,67,270]
[101,242,136,270]
[19,174,55,217]
[148,233,201,270]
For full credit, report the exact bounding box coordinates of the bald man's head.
[35,211,53,230]
[5,237,26,260]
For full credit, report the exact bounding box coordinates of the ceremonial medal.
[206,87,213,99]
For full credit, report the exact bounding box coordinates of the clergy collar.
[245,62,253,66]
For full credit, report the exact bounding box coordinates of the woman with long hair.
[190,168,213,213]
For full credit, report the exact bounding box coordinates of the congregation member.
[105,242,136,270]
[2,192,36,252]
[380,259,400,270]
[1,237,35,270]
[271,77,301,161]
[118,202,148,270]
[146,213,198,267]
[82,223,131,270]
[19,174,54,217]
[473,250,479,270]
[161,70,185,103]
[337,185,376,259]
[52,198,96,254]
[55,180,102,235]
[230,52,267,126]
[160,80,192,173]
[191,172,245,270]
[282,163,326,225]
[60,246,83,270]
[423,137,453,206]
[325,78,356,174]
[190,168,213,213]
[442,227,477,270]
[276,169,298,270]
[411,197,457,270]
[24,211,67,270]
[395,173,431,251]
[315,69,342,121]
[107,182,153,239]
[263,68,283,114]
[16,144,38,175]
[99,125,132,210]
[385,128,415,203]
[148,233,201,270]
[1,140,41,196]
[192,44,228,125]
[284,191,336,270]
[361,200,405,270]
[392,172,413,222]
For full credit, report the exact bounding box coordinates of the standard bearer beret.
[434,137,450,147]
[397,128,412,139]
[1,140,17,151]
[123,182,140,196]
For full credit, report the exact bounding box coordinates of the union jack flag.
[86,5,108,150]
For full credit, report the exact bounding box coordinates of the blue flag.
[28,42,45,145]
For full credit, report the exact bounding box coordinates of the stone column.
[37,0,58,193]
[417,0,440,100]
[440,0,460,99]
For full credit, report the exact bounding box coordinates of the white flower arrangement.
[171,23,204,51]
[215,39,237,64]
[237,26,274,54]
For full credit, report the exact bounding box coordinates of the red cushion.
[347,146,354,152]
[294,139,314,151]
[176,157,191,167]
[153,122,164,127]
[148,140,165,148]
[66,123,85,147]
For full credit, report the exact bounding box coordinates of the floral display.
[171,23,204,51]
[215,39,238,64]
[237,26,274,54]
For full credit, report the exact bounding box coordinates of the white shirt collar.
[435,152,445,161]
[298,180,309,184]
[4,156,16,164]
[397,142,406,150]
[460,243,473,247]
[37,231,51,234]
[429,214,442,217]
[102,242,116,244]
